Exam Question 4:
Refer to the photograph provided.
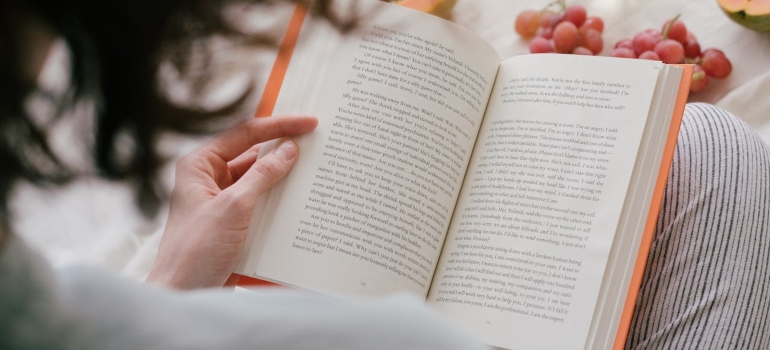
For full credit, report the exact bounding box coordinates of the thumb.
[224,139,300,201]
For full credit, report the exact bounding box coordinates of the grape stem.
[541,0,567,13]
[661,14,681,40]
[692,71,706,80]
[684,57,703,65]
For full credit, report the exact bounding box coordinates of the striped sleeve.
[625,103,770,350]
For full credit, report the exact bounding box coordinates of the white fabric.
[0,234,487,350]
[12,0,770,280]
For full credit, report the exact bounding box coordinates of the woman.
[2,0,769,349]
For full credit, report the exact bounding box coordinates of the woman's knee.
[679,103,768,159]
[674,103,770,183]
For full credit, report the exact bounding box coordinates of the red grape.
[563,5,587,27]
[703,48,726,56]
[643,29,661,39]
[538,26,554,39]
[530,37,555,53]
[550,14,564,28]
[701,49,732,79]
[580,28,603,54]
[654,39,685,64]
[632,32,660,56]
[615,39,633,50]
[638,51,661,60]
[515,10,542,38]
[611,47,636,58]
[540,10,558,28]
[553,21,579,53]
[684,37,701,58]
[572,46,593,55]
[581,16,604,33]
[690,65,709,93]
[662,20,687,43]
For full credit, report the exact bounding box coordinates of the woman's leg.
[626,103,770,349]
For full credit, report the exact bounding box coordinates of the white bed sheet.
[13,0,770,279]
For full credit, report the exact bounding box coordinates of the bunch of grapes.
[611,15,732,93]
[514,1,604,55]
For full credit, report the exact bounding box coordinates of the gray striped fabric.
[625,103,770,349]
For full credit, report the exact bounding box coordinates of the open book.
[234,1,692,349]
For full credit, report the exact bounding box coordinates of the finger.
[222,139,299,204]
[225,144,261,186]
[203,115,317,163]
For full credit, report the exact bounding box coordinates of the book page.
[235,1,500,298]
[427,54,665,349]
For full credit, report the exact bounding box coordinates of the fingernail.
[274,140,297,160]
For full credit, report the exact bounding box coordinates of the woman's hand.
[146,115,318,289]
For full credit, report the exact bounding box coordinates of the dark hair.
[0,0,350,228]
